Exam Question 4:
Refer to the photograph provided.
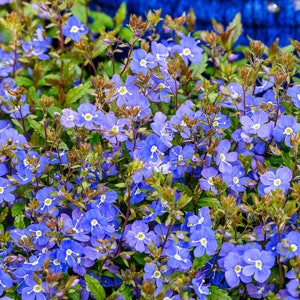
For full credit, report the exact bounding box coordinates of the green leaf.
[12,202,25,217]
[177,193,193,209]
[193,254,211,269]
[114,2,127,28]
[199,197,220,207]
[64,81,92,107]
[15,76,33,87]
[191,52,208,78]
[89,10,114,33]
[84,274,105,300]
[115,182,126,188]
[0,207,9,223]
[14,214,25,229]
[71,0,87,23]
[208,285,232,300]
[27,118,45,138]
[92,38,108,59]
[226,13,243,49]
[68,292,81,300]
[110,284,132,300]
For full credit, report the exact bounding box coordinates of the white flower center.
[84,113,93,121]
[0,187,4,194]
[284,127,293,135]
[220,153,226,161]
[274,178,281,186]
[182,48,191,56]
[136,232,145,241]
[66,249,72,256]
[200,237,207,247]
[255,260,262,271]
[111,125,119,133]
[36,230,42,237]
[234,265,242,274]
[44,198,52,206]
[53,259,60,265]
[91,219,98,226]
[253,123,260,130]
[70,26,79,33]
[290,244,297,252]
[118,86,128,95]
[233,177,239,184]
[33,285,42,293]
[139,59,147,67]
[213,121,219,127]
[178,154,183,161]
[100,195,106,203]
[67,115,74,121]
[208,177,214,185]
[153,270,161,278]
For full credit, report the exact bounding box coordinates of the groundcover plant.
[0,1,299,299]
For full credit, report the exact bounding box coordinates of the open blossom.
[74,103,104,130]
[215,139,238,173]
[130,49,157,75]
[62,16,88,42]
[242,249,275,283]
[273,115,300,148]
[259,167,292,195]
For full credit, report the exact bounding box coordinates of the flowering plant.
[0,1,299,299]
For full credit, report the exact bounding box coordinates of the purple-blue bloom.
[215,139,238,173]
[124,220,157,253]
[190,227,218,257]
[273,115,300,148]
[222,165,249,193]
[130,49,157,75]
[287,85,300,108]
[259,167,292,195]
[276,231,300,262]
[0,177,15,204]
[242,249,275,283]
[199,167,219,194]
[62,16,89,42]
[172,35,203,65]
[74,103,104,130]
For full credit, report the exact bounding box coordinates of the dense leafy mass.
[0,1,299,299]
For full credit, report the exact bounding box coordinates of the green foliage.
[84,274,106,300]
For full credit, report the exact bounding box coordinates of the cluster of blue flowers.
[0,1,299,299]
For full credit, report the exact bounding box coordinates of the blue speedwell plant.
[0,1,299,299]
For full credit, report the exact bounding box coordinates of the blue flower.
[0,177,15,204]
[190,227,218,257]
[136,134,166,163]
[276,231,300,262]
[151,112,174,147]
[81,208,115,237]
[273,115,300,148]
[259,167,292,195]
[192,277,210,300]
[199,167,219,194]
[224,252,252,288]
[57,239,84,268]
[0,269,13,296]
[222,165,249,193]
[60,109,78,128]
[240,111,272,139]
[165,242,192,271]
[187,207,212,233]
[124,220,157,253]
[215,139,238,173]
[130,49,157,75]
[36,187,58,215]
[242,249,275,283]
[246,282,274,299]
[74,103,104,130]
[62,16,89,42]
[287,85,300,108]
[172,35,203,65]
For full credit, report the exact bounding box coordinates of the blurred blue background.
[91,0,300,46]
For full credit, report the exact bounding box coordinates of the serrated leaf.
[15,76,33,87]
[92,38,108,59]
[64,81,92,107]
[208,285,232,300]
[84,274,106,300]
[12,202,25,217]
